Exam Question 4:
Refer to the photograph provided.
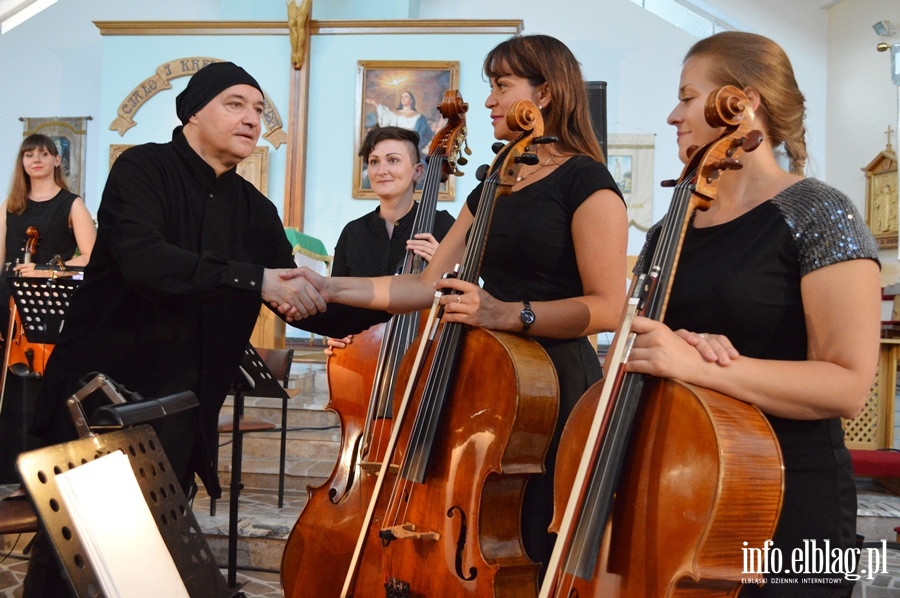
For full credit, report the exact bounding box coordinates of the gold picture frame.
[608,134,655,232]
[352,60,459,200]
[109,145,269,195]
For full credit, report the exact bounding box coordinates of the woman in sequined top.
[628,32,880,596]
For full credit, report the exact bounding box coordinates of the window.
[0,0,58,35]
[629,0,732,38]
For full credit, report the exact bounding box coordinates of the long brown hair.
[484,34,605,163]
[685,31,808,175]
[6,134,70,215]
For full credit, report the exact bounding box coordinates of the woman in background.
[320,125,455,353]
[0,134,96,336]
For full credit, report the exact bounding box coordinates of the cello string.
[369,105,536,587]
[547,178,696,596]
[361,154,439,457]
[379,144,463,530]
[386,161,502,532]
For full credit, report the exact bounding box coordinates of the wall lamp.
[874,20,896,38]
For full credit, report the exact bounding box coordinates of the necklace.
[516,154,557,183]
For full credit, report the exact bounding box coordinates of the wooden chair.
[0,487,38,537]
[211,346,294,516]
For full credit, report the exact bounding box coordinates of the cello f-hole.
[448,505,477,581]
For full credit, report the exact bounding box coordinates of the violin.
[339,99,559,597]
[280,91,470,598]
[540,86,783,597]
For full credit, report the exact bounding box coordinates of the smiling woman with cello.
[624,32,880,596]
[291,34,628,584]
[280,104,464,598]
[312,125,456,352]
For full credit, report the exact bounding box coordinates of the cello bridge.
[381,523,440,542]
[359,461,399,476]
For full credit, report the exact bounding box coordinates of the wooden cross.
[887,124,895,150]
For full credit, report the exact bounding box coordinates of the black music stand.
[0,274,81,482]
[223,344,289,589]
[7,273,80,344]
[16,424,235,598]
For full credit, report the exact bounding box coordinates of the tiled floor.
[2,482,900,596]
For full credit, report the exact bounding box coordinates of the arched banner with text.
[109,56,286,148]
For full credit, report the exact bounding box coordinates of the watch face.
[521,309,535,325]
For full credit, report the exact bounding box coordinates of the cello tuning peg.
[454,169,464,177]
[476,164,490,181]
[533,135,558,145]
[660,179,678,188]
[726,131,764,157]
[515,153,540,166]
[457,156,468,166]
[491,142,506,154]
[464,145,473,156]
[741,130,764,152]
[708,158,743,171]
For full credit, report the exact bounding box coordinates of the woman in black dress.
[0,133,95,335]
[293,33,628,573]
[628,31,880,597]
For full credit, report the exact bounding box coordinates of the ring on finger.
[456,295,462,304]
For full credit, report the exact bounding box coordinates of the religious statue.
[863,125,898,247]
[288,0,312,70]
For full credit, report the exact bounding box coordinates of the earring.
[539,104,543,111]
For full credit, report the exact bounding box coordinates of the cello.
[280,90,470,597]
[540,86,784,597]
[339,99,558,597]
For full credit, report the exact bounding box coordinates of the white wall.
[418,0,832,256]
[0,0,895,277]
[825,0,899,283]
[0,0,222,212]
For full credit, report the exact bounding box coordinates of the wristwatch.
[520,300,535,333]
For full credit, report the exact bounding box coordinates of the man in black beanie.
[23,61,324,596]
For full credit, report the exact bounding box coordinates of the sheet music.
[55,450,189,597]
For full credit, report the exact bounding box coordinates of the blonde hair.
[6,134,70,215]
[484,34,605,163]
[685,31,808,175]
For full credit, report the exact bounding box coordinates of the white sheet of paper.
[55,450,189,598]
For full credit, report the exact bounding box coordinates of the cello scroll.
[23,226,38,265]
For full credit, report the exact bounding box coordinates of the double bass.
[339,99,558,597]
[280,90,470,597]
[540,86,784,597]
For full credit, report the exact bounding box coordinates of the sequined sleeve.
[772,178,879,276]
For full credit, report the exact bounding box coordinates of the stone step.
[211,361,340,488]
[219,399,337,430]
[193,488,308,574]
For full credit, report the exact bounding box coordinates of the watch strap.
[520,300,534,332]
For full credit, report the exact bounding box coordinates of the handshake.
[262,267,329,322]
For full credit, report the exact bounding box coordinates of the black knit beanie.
[175,62,263,124]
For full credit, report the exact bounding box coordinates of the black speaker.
[585,81,608,162]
